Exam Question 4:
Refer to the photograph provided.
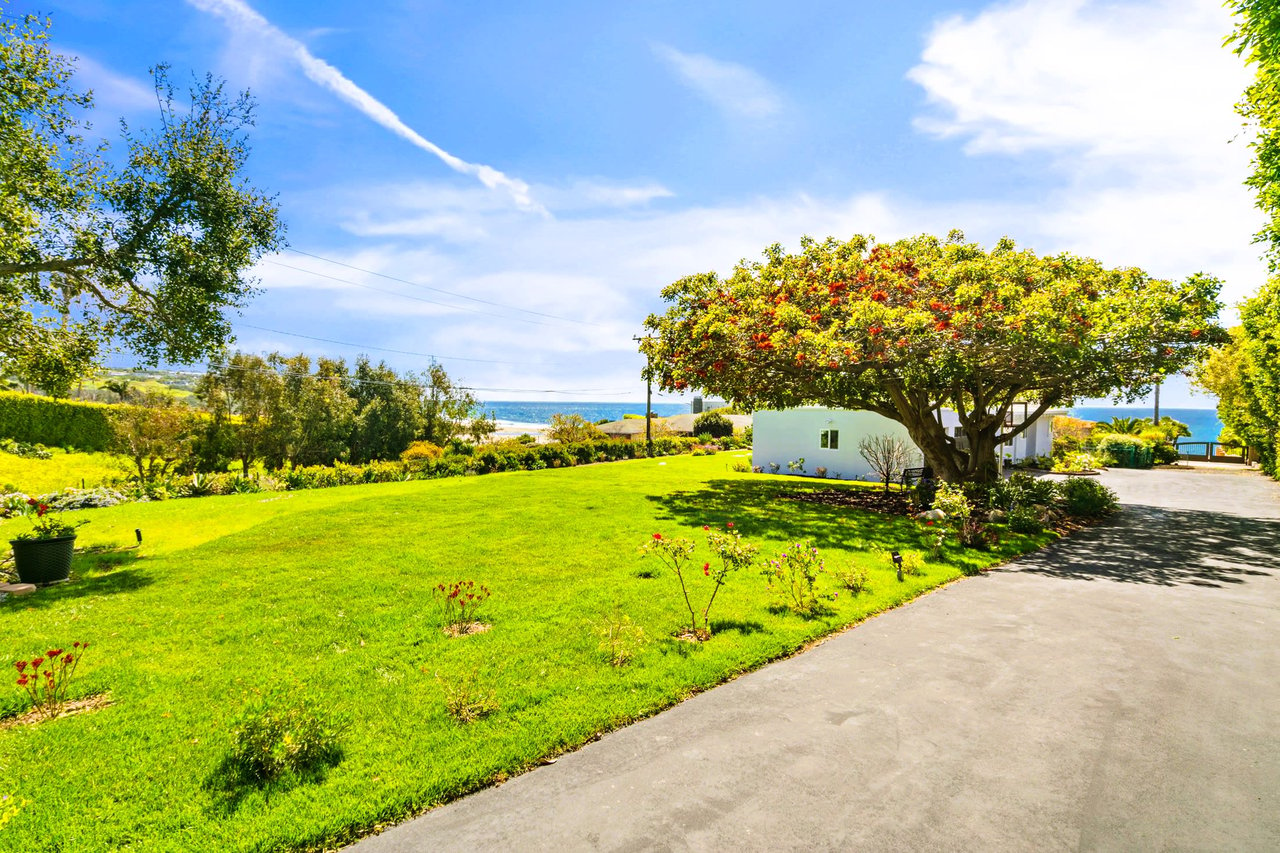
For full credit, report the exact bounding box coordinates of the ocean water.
[1069,407,1224,444]
[481,400,688,427]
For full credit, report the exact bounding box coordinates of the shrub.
[594,609,646,666]
[39,487,127,511]
[1056,477,1119,517]
[547,413,605,444]
[691,411,734,439]
[1052,451,1105,473]
[222,696,346,784]
[0,390,127,451]
[1050,415,1095,457]
[400,441,444,465]
[932,482,971,521]
[0,438,52,460]
[891,550,925,576]
[988,472,1057,511]
[1093,433,1153,468]
[1150,442,1179,464]
[763,540,826,613]
[833,564,871,594]
[641,524,756,639]
[1007,506,1044,534]
[957,517,997,549]
[730,460,750,473]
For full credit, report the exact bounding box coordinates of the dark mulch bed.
[783,488,915,516]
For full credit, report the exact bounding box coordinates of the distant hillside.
[0,368,206,405]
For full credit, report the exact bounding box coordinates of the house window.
[820,429,839,450]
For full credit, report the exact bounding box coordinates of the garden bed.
[782,487,915,515]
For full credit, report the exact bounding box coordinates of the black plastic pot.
[9,535,76,585]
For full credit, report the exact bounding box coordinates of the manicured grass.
[0,453,1053,851]
[0,447,124,494]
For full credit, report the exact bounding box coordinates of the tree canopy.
[1213,1,1280,475]
[0,7,285,393]
[642,231,1223,482]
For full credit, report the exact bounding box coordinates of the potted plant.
[7,499,87,585]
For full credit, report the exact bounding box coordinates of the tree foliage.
[546,413,605,444]
[1228,0,1280,259]
[194,354,489,471]
[642,231,1223,482]
[0,6,285,386]
[110,393,197,482]
[1217,2,1280,477]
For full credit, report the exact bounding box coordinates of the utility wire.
[283,248,602,327]
[235,322,572,367]
[199,360,636,397]
[263,260,552,327]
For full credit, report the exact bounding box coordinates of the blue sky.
[17,0,1263,406]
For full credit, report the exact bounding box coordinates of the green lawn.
[0,447,124,495]
[0,453,1053,851]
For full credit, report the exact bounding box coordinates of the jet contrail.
[187,0,543,213]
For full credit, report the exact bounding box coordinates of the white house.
[752,405,1062,480]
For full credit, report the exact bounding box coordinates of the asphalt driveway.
[352,467,1280,852]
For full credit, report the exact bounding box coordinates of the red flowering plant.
[432,580,491,637]
[14,641,88,721]
[8,498,87,541]
[641,524,757,640]
[641,231,1224,484]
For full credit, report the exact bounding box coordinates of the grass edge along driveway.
[0,453,1052,851]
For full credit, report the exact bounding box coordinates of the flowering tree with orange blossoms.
[641,231,1225,483]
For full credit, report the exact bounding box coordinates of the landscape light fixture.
[892,550,903,582]
[135,528,143,546]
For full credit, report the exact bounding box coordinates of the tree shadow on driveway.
[1007,504,1280,587]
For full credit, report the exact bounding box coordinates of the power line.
[282,248,602,327]
[235,322,572,367]
[263,260,552,327]
[196,361,636,397]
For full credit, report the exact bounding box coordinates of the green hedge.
[0,391,138,451]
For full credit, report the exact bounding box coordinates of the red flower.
[926,520,935,526]
[868,325,882,336]
[26,498,37,506]
[14,661,26,673]
[16,676,27,687]
[46,649,62,659]
[726,522,734,528]
[703,563,710,576]
[652,533,662,540]
[702,525,709,531]
[32,657,44,668]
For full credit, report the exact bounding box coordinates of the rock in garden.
[0,583,36,596]
[917,509,946,521]
[987,509,1008,523]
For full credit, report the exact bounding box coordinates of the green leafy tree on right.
[642,231,1224,483]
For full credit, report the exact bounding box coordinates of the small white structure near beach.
[752,406,1061,480]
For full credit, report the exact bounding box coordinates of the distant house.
[596,412,753,441]
[662,413,752,436]
[752,406,1061,479]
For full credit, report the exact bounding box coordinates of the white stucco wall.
[752,408,922,480]
[753,406,1063,479]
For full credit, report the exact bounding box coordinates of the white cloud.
[907,0,1266,312]
[235,0,1264,402]
[186,0,544,213]
[652,44,782,120]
